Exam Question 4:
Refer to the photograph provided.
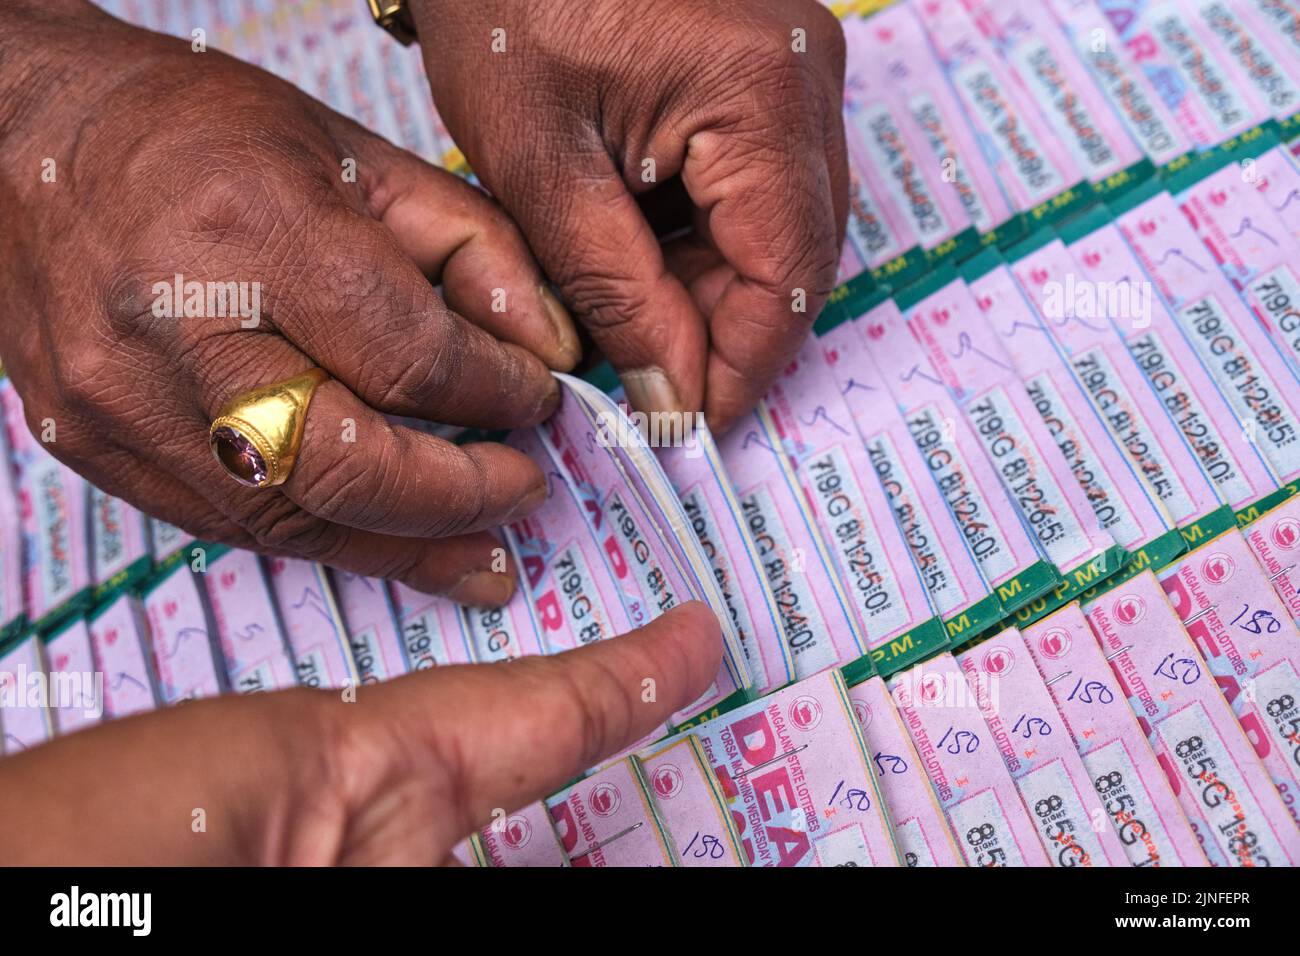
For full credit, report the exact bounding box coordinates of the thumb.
[366,600,723,852]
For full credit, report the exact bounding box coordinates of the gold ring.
[209,368,330,487]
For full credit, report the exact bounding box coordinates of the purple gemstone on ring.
[211,425,269,486]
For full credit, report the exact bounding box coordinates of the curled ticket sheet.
[44,617,103,735]
[1084,569,1300,865]
[88,591,160,720]
[889,653,1051,866]
[1023,604,1208,866]
[143,563,226,705]
[203,548,298,694]
[690,668,901,867]
[956,627,1132,866]
[847,675,965,866]
[1160,530,1300,829]
[330,571,409,684]
[265,558,358,689]
[635,734,746,867]
[0,634,53,755]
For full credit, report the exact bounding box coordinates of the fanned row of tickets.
[2,0,1292,865]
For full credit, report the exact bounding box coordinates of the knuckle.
[242,498,342,559]
[180,167,284,243]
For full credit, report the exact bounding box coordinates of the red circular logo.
[790,695,823,732]
[1272,517,1300,551]
[1113,595,1146,625]
[852,699,873,730]
[1037,628,1072,660]
[1202,552,1235,584]
[502,815,532,849]
[919,674,945,704]
[982,646,1015,675]
[589,783,621,817]
[651,765,683,800]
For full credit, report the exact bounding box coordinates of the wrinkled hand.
[0,2,582,604]
[0,602,722,865]
[413,0,849,429]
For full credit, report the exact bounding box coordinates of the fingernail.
[504,479,548,523]
[448,569,516,607]
[538,285,582,370]
[620,367,682,414]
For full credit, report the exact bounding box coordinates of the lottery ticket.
[763,339,947,674]
[456,570,548,665]
[1244,493,1300,626]
[715,407,869,683]
[847,675,965,866]
[1,378,92,628]
[1047,0,1192,166]
[142,563,226,705]
[1084,569,1300,865]
[956,627,1132,866]
[854,296,1059,613]
[0,634,53,755]
[902,269,1126,603]
[1237,0,1300,130]
[917,0,1084,215]
[636,735,746,867]
[1189,0,1300,124]
[202,547,297,693]
[1024,604,1208,866]
[691,667,901,867]
[547,757,677,867]
[1160,530,1300,826]
[148,517,194,567]
[1099,0,1269,147]
[265,557,357,689]
[1254,142,1300,246]
[330,571,409,684]
[975,0,1147,187]
[0,423,24,639]
[1116,187,1300,485]
[656,419,794,695]
[1176,145,1300,372]
[88,591,160,719]
[1063,208,1281,512]
[889,653,1051,866]
[388,581,476,669]
[474,801,569,868]
[819,307,1002,643]
[43,617,102,735]
[89,488,150,596]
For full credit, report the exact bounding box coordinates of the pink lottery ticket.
[840,15,972,254]
[1238,0,1300,81]
[847,676,965,866]
[0,424,23,636]
[1178,159,1300,371]
[1160,530,1300,827]
[475,801,568,868]
[88,591,160,720]
[457,581,547,665]
[906,272,1122,577]
[855,298,1051,601]
[1106,0,1269,147]
[1,379,92,625]
[1085,570,1300,865]
[265,557,357,689]
[657,427,794,695]
[1254,145,1300,247]
[1190,0,1300,123]
[0,635,52,755]
[149,518,194,566]
[999,244,1181,546]
[845,3,1013,234]
[1244,494,1300,626]
[89,487,150,592]
[547,757,676,867]
[763,340,945,673]
[330,571,408,684]
[44,617,102,735]
[1065,218,1279,509]
[1047,0,1191,166]
[143,563,226,705]
[1024,604,1208,866]
[507,429,636,656]
[691,667,901,867]
[203,548,297,693]
[917,0,1081,212]
[956,627,1132,866]
[888,653,1051,866]
[715,408,867,682]
[975,0,1144,184]
[387,581,475,669]
[1117,189,1300,483]
[636,735,746,867]
[820,318,993,628]
[1004,233,1223,529]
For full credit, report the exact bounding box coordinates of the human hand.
[0,1,582,605]
[412,0,849,429]
[0,602,722,865]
